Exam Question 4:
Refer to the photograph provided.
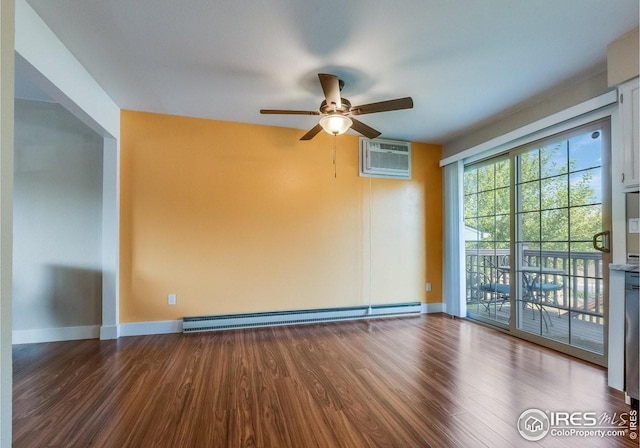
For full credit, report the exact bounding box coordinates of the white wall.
[100,137,118,339]
[0,1,14,445]
[13,99,103,339]
[14,0,120,341]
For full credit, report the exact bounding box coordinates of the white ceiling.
[24,0,639,144]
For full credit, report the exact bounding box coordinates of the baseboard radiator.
[182,302,421,333]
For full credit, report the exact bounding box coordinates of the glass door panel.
[514,122,609,356]
[464,157,511,326]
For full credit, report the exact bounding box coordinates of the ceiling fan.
[260,73,413,141]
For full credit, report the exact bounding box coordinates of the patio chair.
[530,282,563,306]
[521,277,553,332]
[503,255,564,319]
[467,268,510,313]
[467,262,552,331]
[525,270,564,320]
[481,256,512,311]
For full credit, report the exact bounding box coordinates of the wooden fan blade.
[350,97,413,115]
[318,74,341,110]
[350,118,381,139]
[260,109,320,115]
[300,124,323,141]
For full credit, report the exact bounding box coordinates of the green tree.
[464,143,600,252]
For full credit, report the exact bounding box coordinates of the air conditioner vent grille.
[370,151,410,171]
[378,142,409,152]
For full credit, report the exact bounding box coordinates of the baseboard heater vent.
[182,302,421,333]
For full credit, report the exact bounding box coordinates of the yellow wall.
[120,110,442,322]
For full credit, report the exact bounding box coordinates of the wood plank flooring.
[13,314,637,447]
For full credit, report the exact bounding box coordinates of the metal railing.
[466,249,604,323]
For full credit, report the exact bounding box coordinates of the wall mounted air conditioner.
[359,138,411,179]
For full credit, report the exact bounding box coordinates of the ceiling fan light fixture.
[319,113,352,136]
[261,73,413,140]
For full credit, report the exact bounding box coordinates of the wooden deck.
[467,302,604,354]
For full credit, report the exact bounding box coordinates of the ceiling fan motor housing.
[320,98,351,115]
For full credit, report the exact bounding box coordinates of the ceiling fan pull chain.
[333,135,337,178]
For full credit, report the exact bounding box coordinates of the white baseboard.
[8,304,443,344]
[13,325,100,345]
[421,302,444,314]
[100,324,120,340]
[119,320,182,337]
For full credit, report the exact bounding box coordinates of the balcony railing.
[466,249,604,323]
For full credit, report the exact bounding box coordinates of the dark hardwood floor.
[13,314,637,447]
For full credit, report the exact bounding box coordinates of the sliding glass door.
[514,120,610,360]
[463,119,610,363]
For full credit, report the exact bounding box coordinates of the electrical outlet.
[426,282,431,292]
[168,293,177,305]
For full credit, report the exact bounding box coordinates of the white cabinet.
[620,77,639,189]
